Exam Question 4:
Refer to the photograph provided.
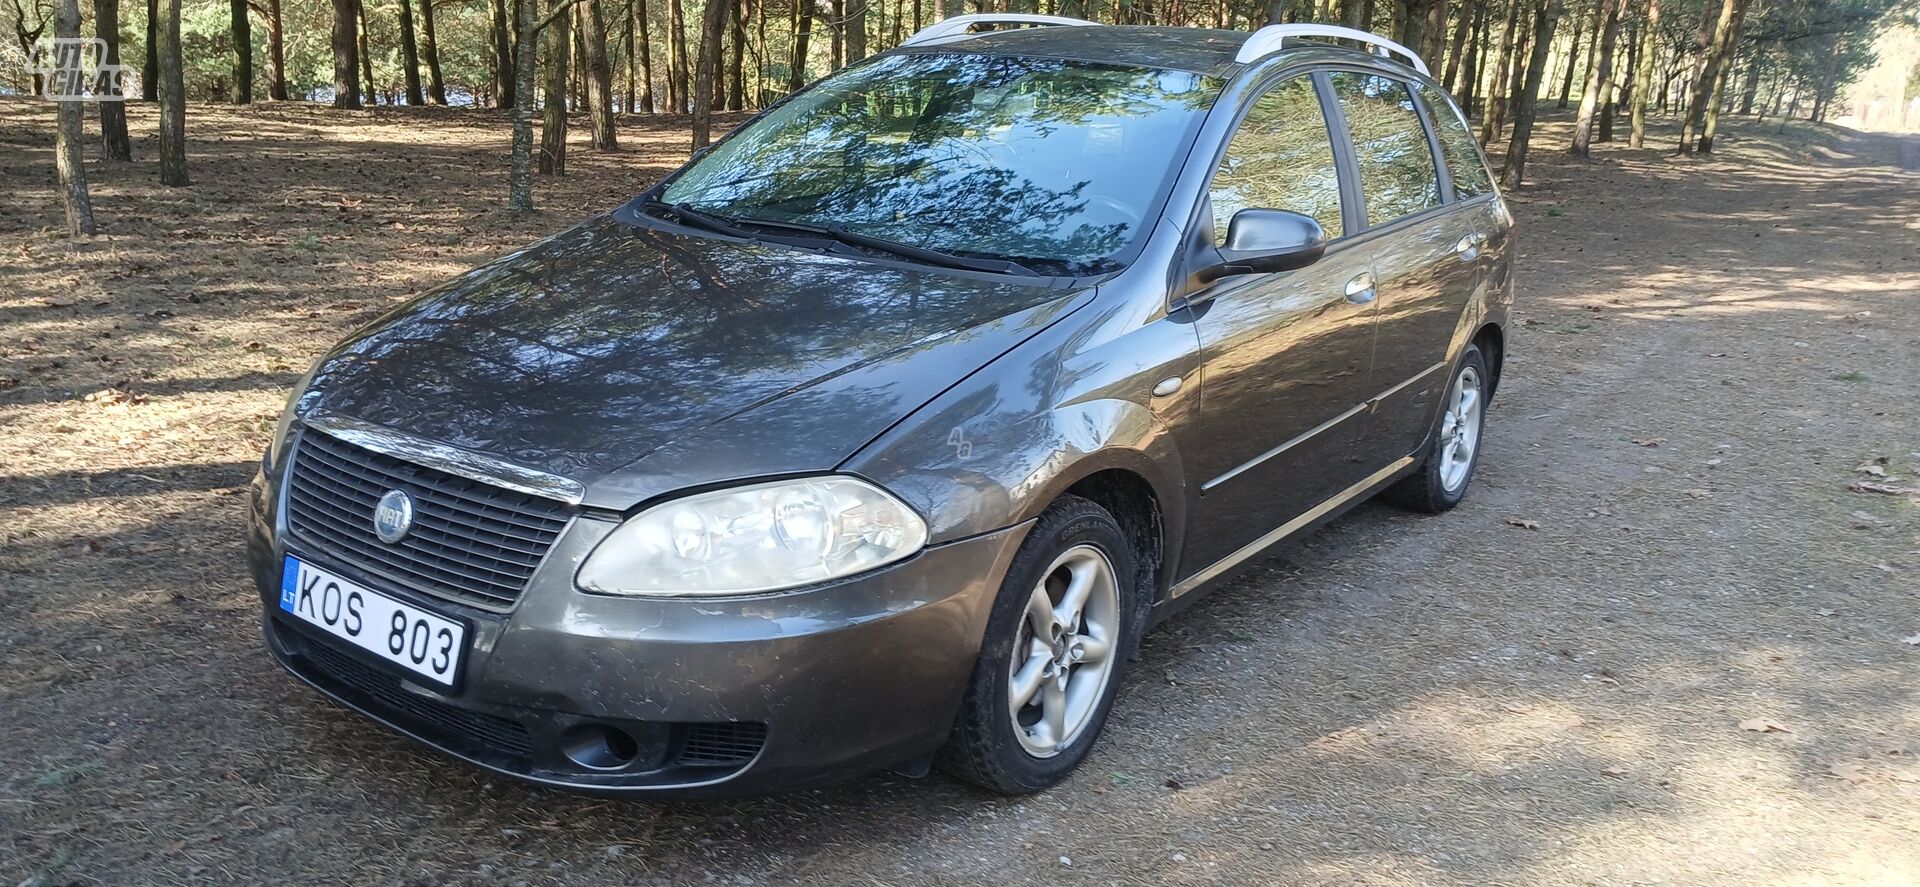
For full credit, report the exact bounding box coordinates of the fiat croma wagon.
[249,16,1513,797]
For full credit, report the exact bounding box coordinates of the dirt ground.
[2,99,1918,886]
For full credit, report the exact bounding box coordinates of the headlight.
[265,359,324,470]
[577,477,929,596]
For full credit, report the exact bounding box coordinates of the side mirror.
[1194,209,1329,285]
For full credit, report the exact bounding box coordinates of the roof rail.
[901,13,1098,47]
[1236,23,1430,74]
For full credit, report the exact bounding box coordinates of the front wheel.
[937,496,1136,794]
[1383,345,1490,513]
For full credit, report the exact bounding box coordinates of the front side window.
[1208,76,1344,241]
[659,52,1222,274]
[1328,72,1443,226]
[1415,82,1493,198]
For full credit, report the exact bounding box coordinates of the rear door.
[1174,73,1384,575]
[1323,72,1480,457]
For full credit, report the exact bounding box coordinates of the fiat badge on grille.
[373,489,415,544]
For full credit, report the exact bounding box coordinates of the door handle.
[1344,271,1377,304]
[1454,233,1481,262]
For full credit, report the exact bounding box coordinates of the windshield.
[658,52,1223,274]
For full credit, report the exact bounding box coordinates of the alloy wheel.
[1436,365,1483,493]
[1006,544,1120,758]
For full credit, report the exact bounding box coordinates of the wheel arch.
[1470,321,1505,399]
[1057,467,1168,661]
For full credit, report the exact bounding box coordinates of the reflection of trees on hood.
[663,52,1221,272]
[308,216,1072,475]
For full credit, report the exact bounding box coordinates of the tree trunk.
[332,0,361,107]
[398,0,426,104]
[573,14,587,110]
[419,0,447,102]
[229,0,252,102]
[1480,0,1522,146]
[1555,2,1584,110]
[1598,19,1626,142]
[540,0,572,173]
[510,0,543,209]
[1501,0,1562,189]
[581,0,618,146]
[1391,0,1427,54]
[357,0,377,104]
[845,0,865,63]
[264,0,288,99]
[1628,0,1657,147]
[1679,0,1746,153]
[1736,46,1763,114]
[54,0,96,233]
[157,0,188,185]
[621,0,635,110]
[1456,0,1485,109]
[638,0,655,110]
[1502,3,1533,121]
[668,0,691,111]
[1441,0,1474,92]
[1688,0,1715,91]
[1695,24,1745,151]
[690,0,733,147]
[829,0,843,70]
[143,0,158,101]
[95,0,133,160]
[1421,0,1448,70]
[789,0,813,92]
[727,0,745,110]
[1568,0,1620,155]
[491,0,516,107]
[1339,0,1364,28]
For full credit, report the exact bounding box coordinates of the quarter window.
[1208,76,1343,241]
[1328,73,1443,226]
[1415,82,1493,198]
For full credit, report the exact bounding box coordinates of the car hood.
[304,215,1091,509]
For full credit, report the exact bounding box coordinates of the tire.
[1382,344,1491,514]
[937,495,1137,795]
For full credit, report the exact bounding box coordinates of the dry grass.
[2,99,1918,886]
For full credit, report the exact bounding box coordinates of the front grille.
[299,636,534,759]
[285,429,572,610]
[677,722,768,766]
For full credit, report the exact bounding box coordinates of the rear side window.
[1415,83,1493,198]
[1327,73,1442,226]
[1208,76,1344,241]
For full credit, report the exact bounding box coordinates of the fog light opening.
[559,723,640,771]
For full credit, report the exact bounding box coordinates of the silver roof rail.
[901,13,1099,47]
[1236,23,1430,74]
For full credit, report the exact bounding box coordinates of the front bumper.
[247,467,1029,798]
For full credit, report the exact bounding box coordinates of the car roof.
[893,25,1397,79]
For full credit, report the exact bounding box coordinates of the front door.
[1175,73,1383,576]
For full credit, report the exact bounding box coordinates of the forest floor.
[2,99,1918,886]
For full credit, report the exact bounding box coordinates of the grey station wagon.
[248,17,1513,797]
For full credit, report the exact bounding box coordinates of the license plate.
[279,555,465,687]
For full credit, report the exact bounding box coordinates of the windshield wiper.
[639,200,823,249]
[643,199,1040,276]
[729,215,1040,276]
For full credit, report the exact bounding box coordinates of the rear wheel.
[938,496,1135,794]
[1383,345,1489,513]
